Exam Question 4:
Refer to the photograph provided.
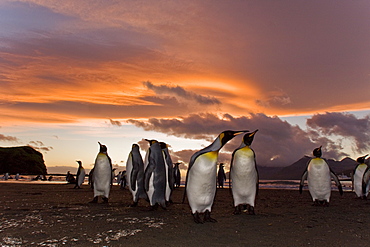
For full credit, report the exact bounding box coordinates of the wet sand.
[0,182,370,246]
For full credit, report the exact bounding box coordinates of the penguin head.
[76,160,82,167]
[243,129,258,146]
[219,163,224,168]
[219,130,249,147]
[313,146,322,158]
[145,139,158,146]
[132,143,139,151]
[159,142,168,149]
[357,154,368,163]
[98,142,108,154]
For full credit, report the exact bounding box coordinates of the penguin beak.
[234,130,249,136]
[249,129,259,137]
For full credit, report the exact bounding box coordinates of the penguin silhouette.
[173,163,181,188]
[217,163,226,188]
[74,160,85,189]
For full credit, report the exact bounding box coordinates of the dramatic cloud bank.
[128,112,368,167]
[307,112,370,152]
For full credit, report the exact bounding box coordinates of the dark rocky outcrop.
[0,146,47,175]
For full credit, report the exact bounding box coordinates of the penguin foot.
[312,199,320,206]
[165,200,173,207]
[203,210,217,223]
[89,197,98,203]
[129,202,138,207]
[248,206,255,215]
[233,206,242,215]
[149,204,159,211]
[102,197,109,204]
[192,212,203,224]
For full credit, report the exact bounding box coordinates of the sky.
[1,0,370,175]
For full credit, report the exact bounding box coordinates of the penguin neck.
[238,142,248,149]
[206,136,224,152]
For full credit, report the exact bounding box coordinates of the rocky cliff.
[0,146,47,175]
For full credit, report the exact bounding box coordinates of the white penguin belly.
[147,174,155,205]
[77,169,85,186]
[307,158,331,201]
[126,155,137,198]
[165,161,171,201]
[93,154,111,198]
[187,152,218,214]
[231,147,257,207]
[354,165,367,197]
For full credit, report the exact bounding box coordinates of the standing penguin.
[217,163,227,188]
[90,142,112,203]
[352,154,368,199]
[74,160,86,189]
[160,142,174,205]
[183,130,248,223]
[173,163,181,188]
[230,130,259,215]
[126,144,148,206]
[144,139,167,210]
[299,146,343,206]
[362,156,370,198]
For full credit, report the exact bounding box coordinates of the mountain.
[259,156,358,180]
[0,146,47,175]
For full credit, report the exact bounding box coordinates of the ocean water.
[0,175,352,191]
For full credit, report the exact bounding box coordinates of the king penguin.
[74,160,86,189]
[362,168,370,198]
[160,142,174,205]
[352,154,368,199]
[299,146,343,206]
[144,139,167,210]
[183,130,248,223]
[230,129,259,215]
[126,144,148,206]
[90,142,112,203]
[173,163,181,188]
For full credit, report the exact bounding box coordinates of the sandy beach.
[1,182,370,246]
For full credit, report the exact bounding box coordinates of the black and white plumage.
[230,130,259,215]
[184,130,248,224]
[144,139,167,209]
[74,160,85,189]
[90,142,112,203]
[352,154,368,198]
[126,144,148,206]
[299,146,343,206]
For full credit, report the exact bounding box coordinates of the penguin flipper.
[330,170,343,195]
[299,170,308,194]
[131,167,139,191]
[144,163,155,192]
[362,168,370,196]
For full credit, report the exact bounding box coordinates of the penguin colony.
[72,131,368,224]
